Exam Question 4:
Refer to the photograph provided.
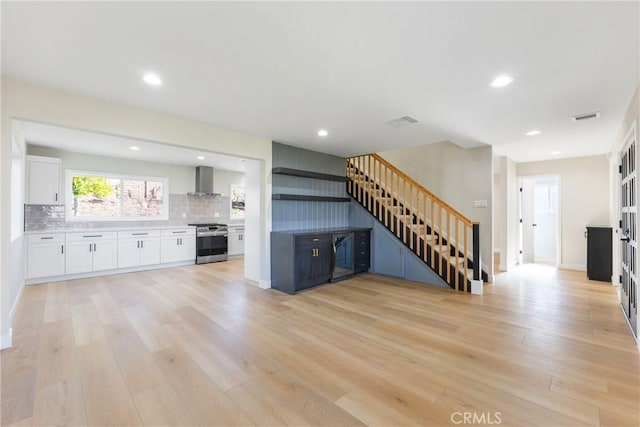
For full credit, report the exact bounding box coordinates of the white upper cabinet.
[26,155,61,205]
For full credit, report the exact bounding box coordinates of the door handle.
[621,237,631,242]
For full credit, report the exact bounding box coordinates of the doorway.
[518,175,561,266]
[619,124,638,337]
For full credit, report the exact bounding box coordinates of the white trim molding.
[559,263,587,272]
[1,328,13,350]
[258,280,271,289]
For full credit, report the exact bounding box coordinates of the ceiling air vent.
[384,115,420,128]
[571,111,600,122]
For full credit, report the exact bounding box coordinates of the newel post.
[471,222,483,295]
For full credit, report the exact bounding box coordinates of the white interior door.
[533,180,558,263]
[521,179,535,263]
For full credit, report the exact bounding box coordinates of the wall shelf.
[272,167,349,182]
[272,194,351,202]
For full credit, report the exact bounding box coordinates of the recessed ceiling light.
[197,156,205,160]
[490,75,514,88]
[526,130,542,136]
[129,146,140,151]
[317,129,328,137]
[142,73,162,86]
[551,151,561,155]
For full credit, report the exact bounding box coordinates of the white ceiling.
[2,1,638,163]
[18,121,246,173]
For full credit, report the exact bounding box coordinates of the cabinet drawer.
[161,228,196,237]
[28,233,65,244]
[66,232,117,242]
[295,234,332,247]
[355,248,370,259]
[118,230,161,239]
[354,230,370,241]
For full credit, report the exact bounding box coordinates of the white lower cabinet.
[65,232,118,274]
[27,227,196,283]
[27,233,65,278]
[228,227,245,256]
[118,230,161,268]
[161,228,196,263]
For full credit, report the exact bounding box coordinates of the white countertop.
[25,225,197,235]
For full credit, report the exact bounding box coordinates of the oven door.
[196,234,228,262]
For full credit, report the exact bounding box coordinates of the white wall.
[1,77,272,344]
[497,156,519,271]
[379,142,494,277]
[517,155,610,270]
[27,146,196,196]
[213,169,245,196]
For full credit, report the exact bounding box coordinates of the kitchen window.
[65,170,168,221]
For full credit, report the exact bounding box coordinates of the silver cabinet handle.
[55,192,58,202]
[172,231,186,234]
[89,243,92,252]
[61,244,64,254]
[141,240,144,248]
[83,235,102,238]
[40,236,54,240]
[132,232,148,236]
[137,240,140,248]
[93,243,97,252]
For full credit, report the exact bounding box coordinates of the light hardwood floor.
[1,260,638,426]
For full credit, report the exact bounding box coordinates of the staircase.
[346,153,485,293]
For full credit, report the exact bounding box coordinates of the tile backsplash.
[25,194,234,231]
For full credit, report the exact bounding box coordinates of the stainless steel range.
[189,223,228,264]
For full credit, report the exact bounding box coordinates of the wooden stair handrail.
[349,153,473,226]
[346,152,483,292]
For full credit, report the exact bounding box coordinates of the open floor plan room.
[2,261,638,426]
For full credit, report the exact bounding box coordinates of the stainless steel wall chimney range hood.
[187,166,220,197]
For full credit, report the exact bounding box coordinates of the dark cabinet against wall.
[294,234,333,290]
[271,228,370,294]
[586,226,612,282]
[354,230,371,273]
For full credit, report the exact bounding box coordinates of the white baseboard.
[1,328,13,350]
[25,260,195,285]
[471,279,483,295]
[258,280,271,289]
[559,263,587,272]
[9,279,26,323]
[498,262,517,272]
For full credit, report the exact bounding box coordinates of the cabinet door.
[65,241,93,274]
[139,238,161,266]
[27,242,65,278]
[27,159,60,205]
[294,245,316,289]
[179,236,196,262]
[228,233,243,255]
[92,240,118,272]
[161,237,182,263]
[118,239,140,268]
[313,243,333,283]
[295,243,332,290]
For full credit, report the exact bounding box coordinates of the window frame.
[230,185,245,220]
[65,169,169,222]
